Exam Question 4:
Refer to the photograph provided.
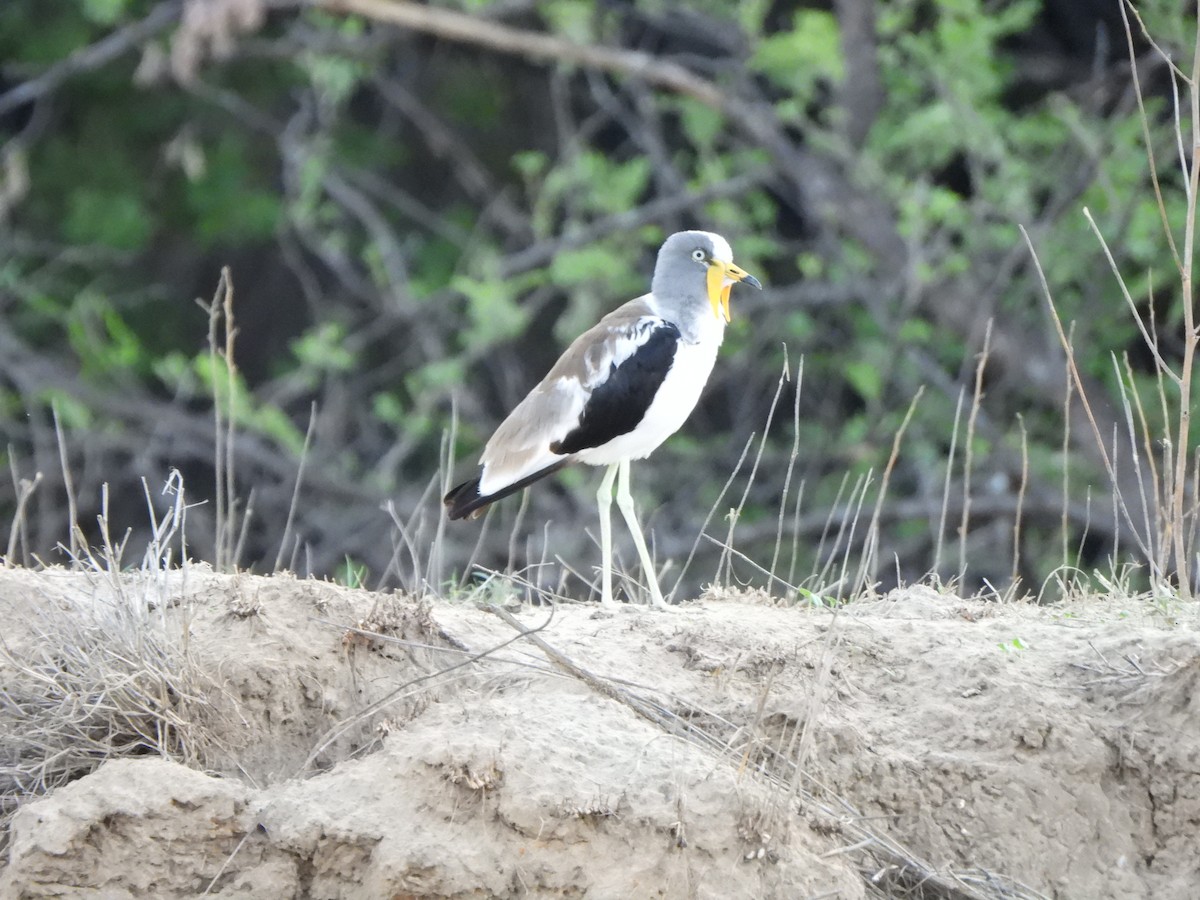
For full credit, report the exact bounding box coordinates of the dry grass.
[0,569,225,853]
[1020,1,1200,602]
[0,461,227,854]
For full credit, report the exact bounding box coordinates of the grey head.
[650,231,761,340]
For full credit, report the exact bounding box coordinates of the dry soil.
[1,567,1198,899]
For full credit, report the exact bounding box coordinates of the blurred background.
[0,0,1193,599]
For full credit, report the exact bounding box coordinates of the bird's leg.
[614,459,667,607]
[597,463,619,606]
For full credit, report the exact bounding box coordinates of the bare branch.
[833,0,885,146]
[317,0,909,268]
[320,0,727,107]
[0,2,182,118]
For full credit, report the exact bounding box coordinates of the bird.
[444,230,761,606]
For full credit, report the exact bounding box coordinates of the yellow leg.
[596,463,619,606]
[615,459,667,607]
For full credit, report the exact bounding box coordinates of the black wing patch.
[551,322,680,455]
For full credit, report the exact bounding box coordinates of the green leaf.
[451,274,528,351]
[407,358,466,396]
[304,53,365,107]
[64,189,151,252]
[540,0,596,43]
[185,135,281,244]
[193,356,305,454]
[371,392,405,426]
[752,10,843,97]
[512,150,549,179]
[39,390,93,430]
[65,291,150,377]
[897,318,933,344]
[152,352,198,394]
[845,360,883,403]
[679,99,724,148]
[577,153,651,215]
[547,244,619,287]
[81,0,129,25]
[336,556,369,588]
[292,322,356,374]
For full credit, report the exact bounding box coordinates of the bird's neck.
[652,293,726,346]
[679,303,727,346]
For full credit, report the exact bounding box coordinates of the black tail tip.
[443,476,486,521]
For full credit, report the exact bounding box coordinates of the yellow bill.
[706,260,763,321]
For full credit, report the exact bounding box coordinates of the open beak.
[706,261,762,322]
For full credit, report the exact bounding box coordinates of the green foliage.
[998,637,1029,654]
[303,50,367,109]
[3,0,1197,595]
[185,134,282,245]
[152,352,198,395]
[539,0,598,44]
[436,64,508,129]
[528,151,652,235]
[195,356,306,455]
[844,359,884,405]
[64,188,152,252]
[407,358,466,399]
[292,322,357,376]
[336,556,369,588]
[451,273,529,352]
[81,0,130,26]
[752,10,843,110]
[1133,0,1199,49]
[678,100,723,149]
[41,392,93,431]
[371,391,405,427]
[0,4,92,63]
[547,245,621,288]
[65,291,148,378]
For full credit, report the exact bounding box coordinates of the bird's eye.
[691,249,706,262]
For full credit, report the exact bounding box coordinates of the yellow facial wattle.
[705,259,761,321]
[706,264,725,320]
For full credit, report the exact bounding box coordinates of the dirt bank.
[2,568,1197,898]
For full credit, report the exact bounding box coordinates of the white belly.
[574,339,719,466]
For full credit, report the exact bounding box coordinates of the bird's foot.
[645,580,672,610]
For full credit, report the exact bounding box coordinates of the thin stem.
[1012,413,1028,591]
[958,320,992,588]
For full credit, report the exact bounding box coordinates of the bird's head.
[653,230,762,322]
